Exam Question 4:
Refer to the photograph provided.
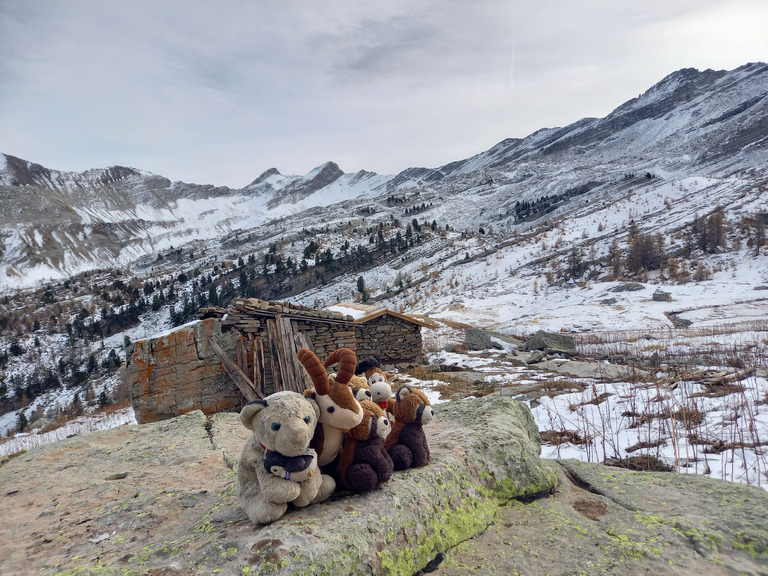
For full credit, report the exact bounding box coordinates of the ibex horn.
[297,348,329,394]
[323,347,357,385]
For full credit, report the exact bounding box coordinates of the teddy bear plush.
[336,399,394,492]
[237,391,335,524]
[384,384,434,470]
[356,358,395,414]
[298,347,363,468]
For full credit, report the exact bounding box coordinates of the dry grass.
[605,455,674,472]
[668,407,706,428]
[625,439,666,453]
[569,392,612,411]
[540,429,589,446]
[407,366,496,400]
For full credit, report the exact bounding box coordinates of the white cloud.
[1,0,766,187]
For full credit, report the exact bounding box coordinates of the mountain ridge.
[1,62,766,289]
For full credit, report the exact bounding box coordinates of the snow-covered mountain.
[2,62,768,451]
[1,62,766,292]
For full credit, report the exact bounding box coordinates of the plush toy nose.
[420,405,434,425]
[277,419,313,456]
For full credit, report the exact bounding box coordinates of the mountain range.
[1,62,766,291]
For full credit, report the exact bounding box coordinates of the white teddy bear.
[236,390,335,524]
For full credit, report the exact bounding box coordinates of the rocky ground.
[2,390,767,576]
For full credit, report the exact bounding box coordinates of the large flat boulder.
[435,459,768,575]
[0,396,557,576]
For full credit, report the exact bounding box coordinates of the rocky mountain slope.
[1,62,765,290]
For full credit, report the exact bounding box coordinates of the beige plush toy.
[298,347,364,468]
[356,358,395,414]
[237,391,335,525]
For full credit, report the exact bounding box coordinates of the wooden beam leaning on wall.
[208,337,263,401]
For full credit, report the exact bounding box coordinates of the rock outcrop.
[1,396,765,576]
[523,330,579,359]
[0,397,556,576]
[464,328,522,351]
[435,459,768,575]
[127,318,241,423]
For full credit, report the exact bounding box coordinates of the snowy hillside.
[2,63,765,291]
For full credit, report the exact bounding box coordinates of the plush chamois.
[384,384,434,470]
[337,400,394,492]
[298,347,363,468]
[236,391,335,524]
[356,358,395,414]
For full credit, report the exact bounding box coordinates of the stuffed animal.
[264,449,316,482]
[336,400,394,492]
[356,358,395,414]
[236,391,335,524]
[298,347,363,468]
[347,374,373,403]
[384,384,434,470]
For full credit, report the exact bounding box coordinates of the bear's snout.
[275,418,313,456]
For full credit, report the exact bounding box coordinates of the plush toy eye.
[327,406,335,413]
[303,416,311,424]
[271,422,281,431]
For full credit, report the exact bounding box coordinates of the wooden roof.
[332,302,430,328]
[203,298,429,330]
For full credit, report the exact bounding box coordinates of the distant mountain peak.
[248,167,282,187]
[304,161,343,180]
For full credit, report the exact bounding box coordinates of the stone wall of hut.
[354,314,425,368]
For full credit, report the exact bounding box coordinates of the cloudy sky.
[1,1,767,188]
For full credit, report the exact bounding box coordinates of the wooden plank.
[235,337,249,377]
[266,319,284,393]
[279,316,304,393]
[207,337,262,401]
[275,316,300,393]
[292,326,315,391]
[253,336,265,397]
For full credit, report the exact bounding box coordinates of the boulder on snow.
[523,331,578,356]
[610,282,646,292]
[526,350,547,365]
[465,328,520,351]
[652,289,672,302]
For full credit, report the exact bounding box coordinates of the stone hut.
[327,302,428,366]
[128,297,426,423]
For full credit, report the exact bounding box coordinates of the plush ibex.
[297,347,363,467]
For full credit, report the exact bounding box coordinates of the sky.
[1,0,767,188]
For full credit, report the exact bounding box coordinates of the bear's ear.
[304,395,321,421]
[304,390,317,400]
[240,398,268,431]
[395,384,414,401]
